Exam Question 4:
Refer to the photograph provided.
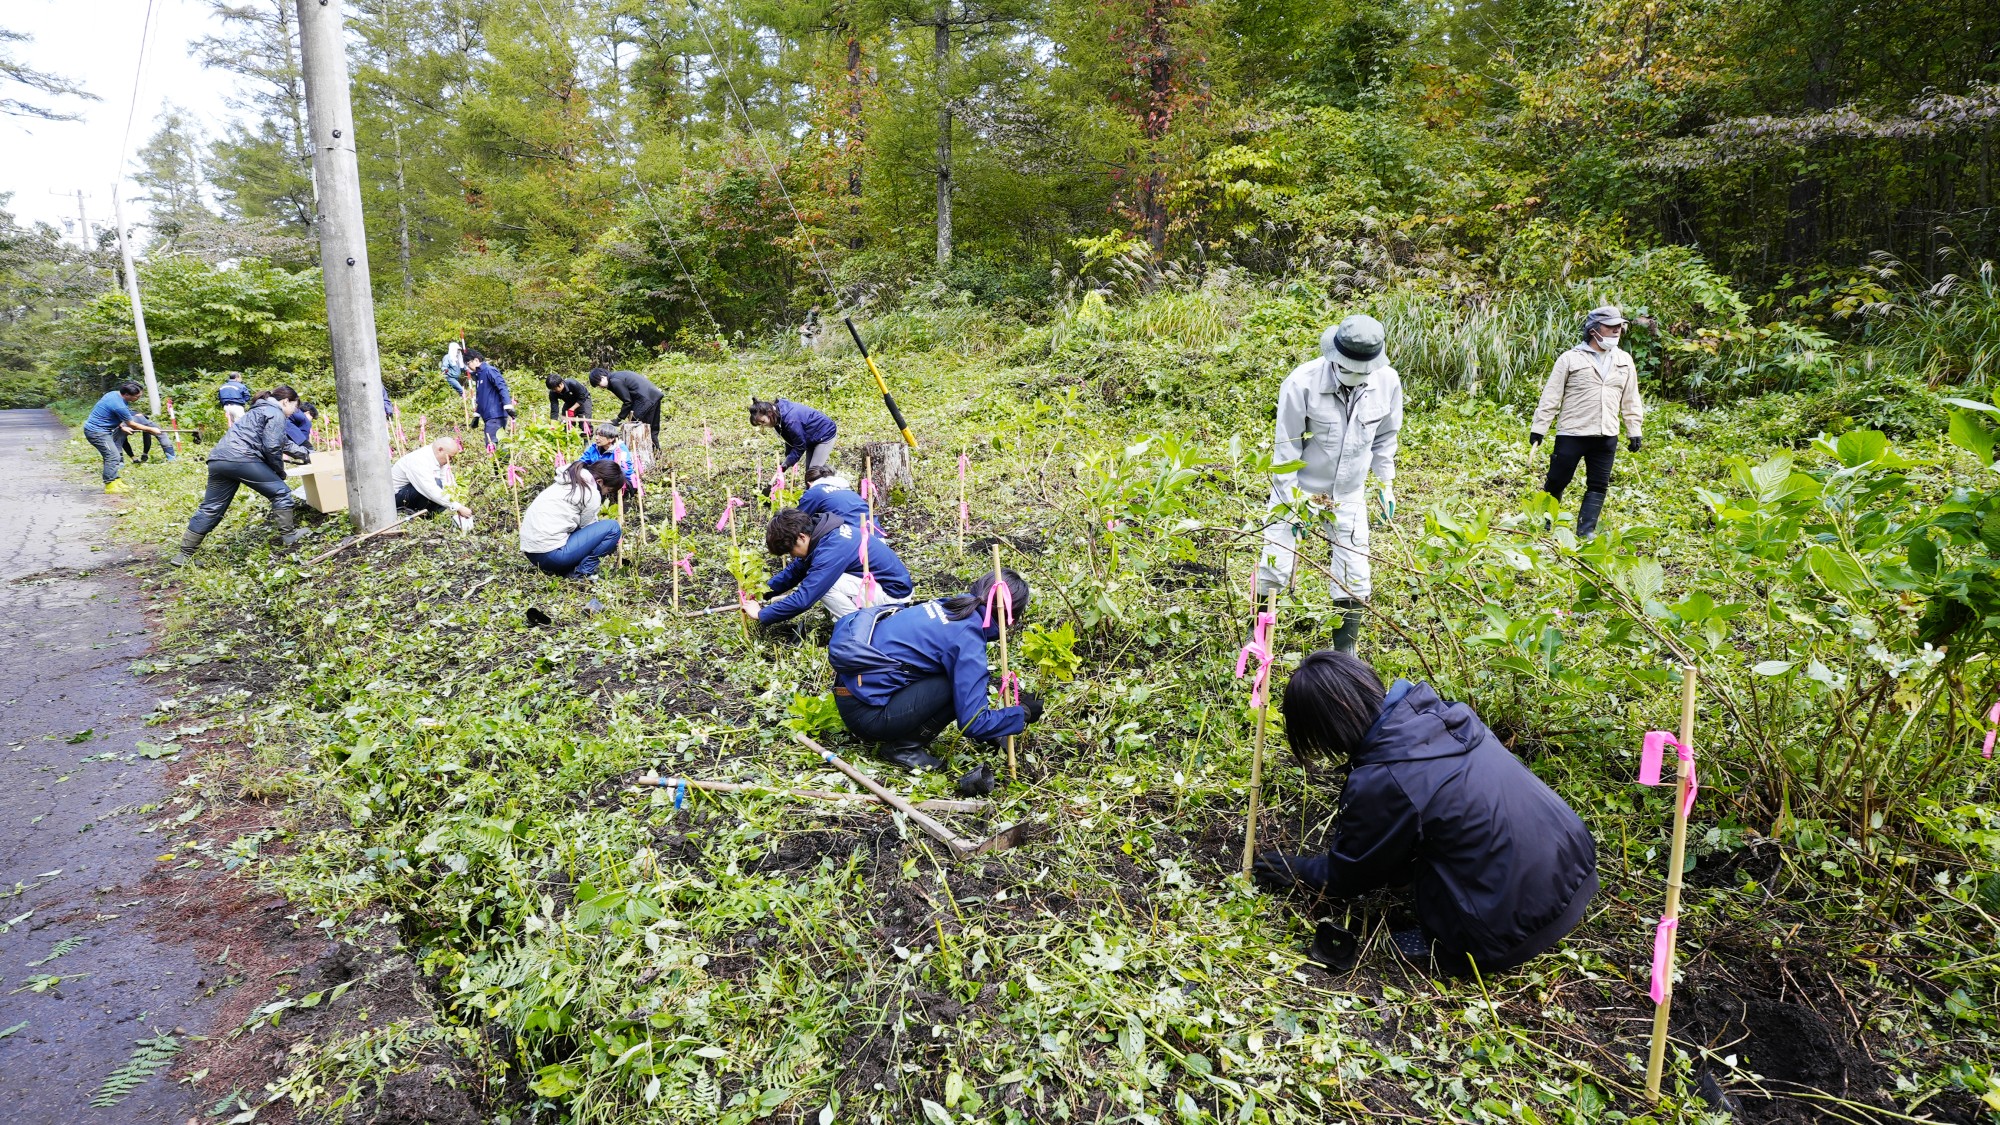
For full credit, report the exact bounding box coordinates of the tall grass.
[1363,288,1579,401]
[1860,257,2000,387]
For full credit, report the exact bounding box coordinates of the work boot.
[104,479,127,494]
[168,529,204,567]
[878,741,945,772]
[1331,598,1365,654]
[274,505,307,547]
[1576,490,1607,541]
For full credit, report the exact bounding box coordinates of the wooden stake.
[992,543,1016,780]
[669,471,681,612]
[864,452,875,525]
[1645,664,1701,1100]
[1241,588,1279,876]
[616,491,626,566]
[793,733,1036,859]
[306,511,423,565]
[957,446,967,550]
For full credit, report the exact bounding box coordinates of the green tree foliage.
[57,256,328,379]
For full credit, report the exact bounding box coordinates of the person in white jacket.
[1529,305,1645,541]
[1256,314,1404,653]
[389,436,474,530]
[520,460,625,580]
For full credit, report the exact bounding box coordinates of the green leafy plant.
[91,1034,181,1108]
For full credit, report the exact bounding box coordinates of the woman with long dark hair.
[519,459,625,579]
[1254,651,1598,975]
[170,385,306,565]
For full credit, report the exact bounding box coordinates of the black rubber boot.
[955,763,995,797]
[274,505,307,547]
[1330,598,1365,654]
[168,529,204,567]
[1576,489,1607,541]
[1391,928,1433,962]
[879,742,945,771]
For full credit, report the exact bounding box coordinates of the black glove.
[1251,850,1300,892]
[1528,431,1544,446]
[1018,692,1045,725]
[1628,436,1642,453]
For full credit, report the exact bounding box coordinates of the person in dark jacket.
[750,396,837,471]
[829,569,1044,774]
[216,372,251,424]
[466,349,515,447]
[1254,651,1598,976]
[171,386,308,565]
[590,367,662,452]
[746,508,911,627]
[546,374,593,429]
[798,465,871,529]
[281,401,317,463]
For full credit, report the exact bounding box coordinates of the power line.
[116,0,162,180]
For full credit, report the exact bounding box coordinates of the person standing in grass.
[1530,305,1645,542]
[466,348,515,447]
[170,386,309,565]
[1256,314,1403,653]
[216,372,251,425]
[441,340,467,394]
[827,569,1042,780]
[519,459,624,580]
[750,396,837,474]
[84,381,165,492]
[1253,650,1598,976]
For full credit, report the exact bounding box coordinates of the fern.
[29,936,85,966]
[90,1034,180,1107]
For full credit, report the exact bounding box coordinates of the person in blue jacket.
[83,381,164,491]
[1252,651,1598,976]
[577,424,635,484]
[282,401,317,463]
[797,465,871,529]
[750,397,837,472]
[216,372,251,425]
[745,508,911,627]
[466,348,515,447]
[827,569,1045,774]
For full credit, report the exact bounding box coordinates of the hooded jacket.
[1271,357,1403,501]
[208,399,291,473]
[770,398,838,468]
[1291,680,1598,973]
[799,479,871,529]
[471,361,513,422]
[519,475,604,554]
[762,513,912,624]
[829,599,1025,743]
[1530,344,1644,439]
[602,371,663,422]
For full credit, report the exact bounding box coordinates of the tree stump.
[619,421,654,473]
[858,441,916,502]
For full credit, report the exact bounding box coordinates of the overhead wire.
[115,0,162,182]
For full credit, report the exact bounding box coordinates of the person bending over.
[546,373,593,428]
[170,386,308,565]
[590,367,663,452]
[745,507,910,627]
[281,401,317,463]
[520,459,624,580]
[749,396,836,473]
[391,436,474,529]
[798,464,871,529]
[84,381,165,490]
[1253,651,1598,976]
[829,569,1044,778]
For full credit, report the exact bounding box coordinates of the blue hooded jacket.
[798,480,870,528]
[216,378,250,407]
[828,600,1025,743]
[772,398,837,468]
[471,361,513,422]
[762,514,911,624]
[578,440,634,483]
[1289,679,1598,972]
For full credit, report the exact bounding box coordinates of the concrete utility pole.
[110,187,162,416]
[296,0,394,533]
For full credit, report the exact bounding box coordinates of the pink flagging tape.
[1640,730,1698,817]
[672,489,687,525]
[715,496,743,532]
[1649,916,1678,1004]
[676,554,694,578]
[982,577,1015,628]
[859,516,878,603]
[504,464,523,488]
[1982,700,1998,759]
[770,468,786,503]
[1235,611,1276,709]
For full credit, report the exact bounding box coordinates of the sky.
[2,0,241,243]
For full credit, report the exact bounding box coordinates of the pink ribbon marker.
[997,669,1022,706]
[715,496,743,532]
[1235,611,1277,708]
[676,554,694,578]
[859,517,879,603]
[1981,700,1998,759]
[982,577,1014,628]
[958,452,970,530]
[1639,730,1698,817]
[672,489,687,525]
[504,463,523,489]
[486,442,497,454]
[770,468,786,504]
[418,417,427,444]
[859,476,875,502]
[1648,917,1678,1003]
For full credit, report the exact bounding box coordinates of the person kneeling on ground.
[829,569,1043,781]
[750,396,837,473]
[798,464,871,529]
[171,386,309,565]
[520,459,624,580]
[390,436,474,529]
[85,381,166,491]
[1254,651,1598,976]
[744,507,910,627]
[577,423,635,485]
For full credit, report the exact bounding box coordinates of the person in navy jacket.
[797,466,872,529]
[828,569,1044,772]
[466,348,515,446]
[745,508,911,626]
[1253,651,1598,976]
[750,397,837,471]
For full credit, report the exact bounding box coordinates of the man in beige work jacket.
[1529,305,1644,541]
[1256,314,1403,653]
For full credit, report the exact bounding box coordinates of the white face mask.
[1334,364,1369,388]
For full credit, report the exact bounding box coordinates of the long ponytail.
[939,568,1029,621]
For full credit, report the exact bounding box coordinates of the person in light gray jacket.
[1256,314,1404,652]
[1529,305,1645,541]
[171,386,305,565]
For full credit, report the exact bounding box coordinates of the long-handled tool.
[792,733,1037,860]
[682,602,743,617]
[843,316,917,450]
[306,511,423,565]
[634,771,987,813]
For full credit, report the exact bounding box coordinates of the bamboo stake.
[634,771,988,814]
[616,490,627,566]
[1645,664,1701,1100]
[669,471,682,612]
[864,452,875,526]
[992,543,1017,780]
[957,446,967,550]
[1240,588,1279,875]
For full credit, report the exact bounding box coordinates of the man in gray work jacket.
[1255,314,1404,653]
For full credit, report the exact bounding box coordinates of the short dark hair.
[464,348,485,361]
[764,508,816,554]
[940,568,1030,622]
[588,367,611,385]
[1281,650,1386,764]
[749,397,777,425]
[585,458,625,494]
[545,374,564,390]
[117,381,143,397]
[253,384,301,406]
[803,465,836,484]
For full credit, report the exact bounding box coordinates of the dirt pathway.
[0,408,214,1124]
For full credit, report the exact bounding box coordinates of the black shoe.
[1391,928,1433,961]
[879,742,945,771]
[955,764,995,797]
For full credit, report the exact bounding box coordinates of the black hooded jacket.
[1291,680,1598,973]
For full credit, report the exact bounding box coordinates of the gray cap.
[593,423,620,439]
[1322,314,1389,374]
[1582,305,1628,340]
